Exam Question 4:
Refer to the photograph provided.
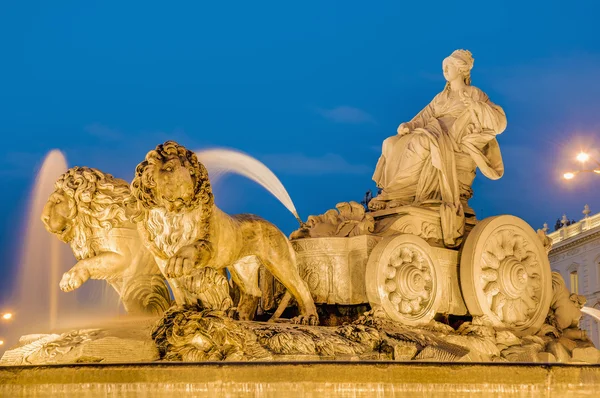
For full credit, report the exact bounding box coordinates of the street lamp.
[563,151,600,180]
[1,313,12,321]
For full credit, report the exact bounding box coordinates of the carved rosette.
[366,235,441,325]
[460,215,552,336]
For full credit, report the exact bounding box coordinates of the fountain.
[19,149,69,332]
[1,50,599,397]
[1,151,126,354]
[582,306,600,323]
[196,148,304,225]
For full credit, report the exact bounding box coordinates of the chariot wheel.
[460,215,552,335]
[365,234,442,326]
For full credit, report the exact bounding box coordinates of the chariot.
[291,205,553,336]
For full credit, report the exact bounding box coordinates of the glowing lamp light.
[576,152,590,163]
[2,313,12,320]
[0,340,4,346]
[563,172,575,180]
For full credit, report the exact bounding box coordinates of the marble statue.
[548,272,585,332]
[370,49,507,247]
[127,141,318,324]
[41,167,171,315]
[5,50,600,372]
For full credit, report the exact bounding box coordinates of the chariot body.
[280,47,552,332]
[288,202,553,336]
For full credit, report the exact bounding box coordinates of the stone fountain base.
[2,308,600,397]
[0,316,161,366]
[1,362,600,397]
[2,308,600,366]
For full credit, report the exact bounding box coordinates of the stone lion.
[128,141,318,324]
[41,166,171,315]
[549,272,584,331]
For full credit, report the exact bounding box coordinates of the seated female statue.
[370,49,507,247]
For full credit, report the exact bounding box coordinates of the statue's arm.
[398,96,437,134]
[410,101,435,128]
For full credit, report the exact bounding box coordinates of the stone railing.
[548,212,600,244]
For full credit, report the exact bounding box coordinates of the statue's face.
[153,155,197,212]
[41,190,75,241]
[442,59,460,82]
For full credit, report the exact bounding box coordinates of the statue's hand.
[397,122,410,135]
[60,267,90,292]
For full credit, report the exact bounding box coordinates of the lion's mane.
[54,167,132,258]
[128,141,214,246]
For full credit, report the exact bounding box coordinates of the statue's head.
[130,141,213,214]
[443,49,474,86]
[41,167,131,242]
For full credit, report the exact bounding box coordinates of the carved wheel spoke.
[366,235,441,326]
[460,215,552,336]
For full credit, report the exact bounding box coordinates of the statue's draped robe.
[372,86,507,246]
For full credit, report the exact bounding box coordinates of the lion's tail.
[269,291,292,321]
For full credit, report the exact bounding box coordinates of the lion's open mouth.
[48,224,72,242]
[57,224,71,235]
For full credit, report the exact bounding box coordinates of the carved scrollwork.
[376,209,444,243]
[421,222,442,240]
[460,215,552,336]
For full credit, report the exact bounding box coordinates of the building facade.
[547,206,600,348]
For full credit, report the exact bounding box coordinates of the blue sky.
[1,1,600,300]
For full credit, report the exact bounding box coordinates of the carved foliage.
[290,201,374,240]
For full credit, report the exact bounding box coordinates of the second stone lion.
[41,166,171,315]
[127,140,318,325]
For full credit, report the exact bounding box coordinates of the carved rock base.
[3,308,599,365]
[152,306,600,364]
[0,317,160,366]
[152,306,470,362]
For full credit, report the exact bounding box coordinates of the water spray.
[196,148,307,229]
[293,212,307,229]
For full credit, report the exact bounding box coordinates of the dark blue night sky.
[1,1,600,301]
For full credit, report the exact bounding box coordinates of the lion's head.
[129,141,213,215]
[41,167,131,246]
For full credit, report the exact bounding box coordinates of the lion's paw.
[165,245,201,278]
[59,268,90,292]
[291,314,319,326]
[164,256,195,278]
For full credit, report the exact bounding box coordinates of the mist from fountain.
[582,306,600,323]
[196,148,302,223]
[16,150,70,332]
[2,150,122,352]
